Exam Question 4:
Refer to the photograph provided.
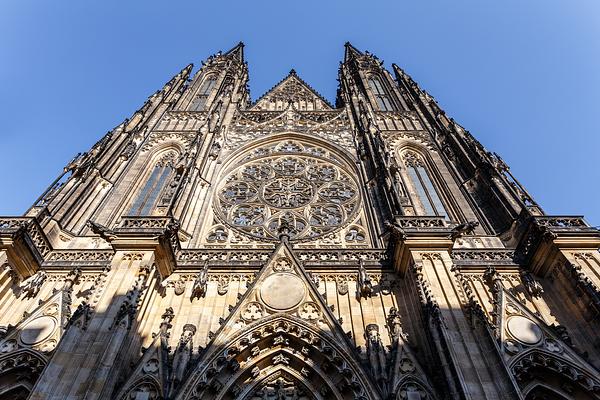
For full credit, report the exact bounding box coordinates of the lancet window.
[128,151,177,216]
[190,75,217,111]
[368,76,394,111]
[402,151,448,218]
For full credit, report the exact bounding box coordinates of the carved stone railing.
[0,218,28,230]
[534,216,595,233]
[44,250,114,266]
[178,249,273,265]
[512,212,600,276]
[451,249,517,266]
[112,216,181,277]
[374,110,420,119]
[295,249,389,265]
[395,216,449,229]
[0,217,51,258]
[116,216,181,253]
[177,248,390,267]
[118,216,173,230]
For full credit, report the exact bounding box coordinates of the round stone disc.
[19,316,57,345]
[507,316,543,345]
[260,273,305,311]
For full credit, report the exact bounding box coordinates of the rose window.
[215,145,360,242]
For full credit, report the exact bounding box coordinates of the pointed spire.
[344,41,363,62]
[391,63,408,80]
[164,63,194,89]
[224,41,245,63]
[181,63,193,78]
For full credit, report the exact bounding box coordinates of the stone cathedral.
[1,42,599,400]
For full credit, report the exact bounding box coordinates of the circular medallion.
[507,316,543,345]
[143,358,160,373]
[19,316,57,345]
[260,273,305,310]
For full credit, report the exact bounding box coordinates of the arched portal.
[513,350,600,400]
[175,315,377,400]
[0,350,46,400]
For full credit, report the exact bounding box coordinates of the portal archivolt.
[176,315,376,400]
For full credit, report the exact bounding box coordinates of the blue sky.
[1,1,599,226]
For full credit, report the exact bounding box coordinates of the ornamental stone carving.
[297,302,321,322]
[215,141,361,242]
[241,302,264,322]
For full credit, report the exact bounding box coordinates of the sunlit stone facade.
[1,43,599,400]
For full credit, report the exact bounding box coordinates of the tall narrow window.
[403,151,448,218]
[128,152,176,216]
[190,76,217,111]
[368,76,394,111]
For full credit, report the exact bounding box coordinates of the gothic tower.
[1,42,599,400]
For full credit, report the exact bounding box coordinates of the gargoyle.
[450,220,479,240]
[383,220,407,241]
[87,220,118,242]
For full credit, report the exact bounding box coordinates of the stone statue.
[191,262,209,299]
[357,259,373,298]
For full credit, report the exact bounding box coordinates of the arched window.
[402,151,448,218]
[190,76,217,111]
[128,152,177,216]
[368,76,394,111]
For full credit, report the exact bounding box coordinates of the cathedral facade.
[1,43,599,400]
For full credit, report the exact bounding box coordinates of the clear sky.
[1,1,599,226]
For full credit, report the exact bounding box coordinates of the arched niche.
[117,376,163,400]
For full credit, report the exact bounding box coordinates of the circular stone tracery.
[262,177,314,208]
[216,142,361,242]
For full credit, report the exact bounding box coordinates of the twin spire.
[181,41,374,108]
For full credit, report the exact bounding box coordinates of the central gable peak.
[251,69,334,111]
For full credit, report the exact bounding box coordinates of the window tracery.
[190,76,216,111]
[368,76,394,111]
[401,150,448,218]
[214,141,361,242]
[206,226,228,243]
[128,151,178,216]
